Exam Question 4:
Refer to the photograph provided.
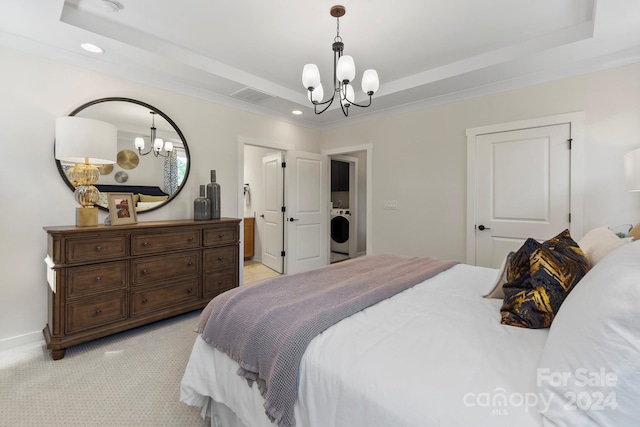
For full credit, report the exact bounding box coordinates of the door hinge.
[282,162,286,168]
[281,206,286,213]
[281,250,286,257]
[568,138,573,150]
[569,213,572,223]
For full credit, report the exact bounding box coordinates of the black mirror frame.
[55,97,191,214]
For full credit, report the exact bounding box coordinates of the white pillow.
[537,240,640,426]
[483,251,514,299]
[577,226,622,266]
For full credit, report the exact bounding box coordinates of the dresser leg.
[51,348,66,360]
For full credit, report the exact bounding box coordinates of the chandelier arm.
[344,95,373,109]
[137,146,154,156]
[313,92,336,115]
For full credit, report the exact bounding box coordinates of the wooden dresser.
[43,218,240,360]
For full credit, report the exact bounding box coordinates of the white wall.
[319,63,640,261]
[0,46,319,349]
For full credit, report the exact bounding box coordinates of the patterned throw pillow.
[500,229,590,329]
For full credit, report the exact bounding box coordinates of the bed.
[180,227,640,427]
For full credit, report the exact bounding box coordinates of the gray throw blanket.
[197,254,458,427]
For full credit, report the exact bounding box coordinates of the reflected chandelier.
[302,5,379,117]
[134,111,174,158]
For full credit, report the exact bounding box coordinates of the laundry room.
[330,158,355,263]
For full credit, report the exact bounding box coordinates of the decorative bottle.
[207,170,221,219]
[194,185,211,221]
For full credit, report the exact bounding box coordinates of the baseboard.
[0,330,44,352]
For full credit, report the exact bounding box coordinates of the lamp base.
[76,207,98,227]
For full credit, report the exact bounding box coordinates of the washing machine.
[330,209,351,254]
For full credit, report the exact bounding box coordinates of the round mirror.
[55,97,190,213]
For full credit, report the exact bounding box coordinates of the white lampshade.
[624,148,640,191]
[362,69,379,94]
[336,55,356,83]
[341,84,355,106]
[308,83,324,103]
[164,141,174,152]
[153,138,164,152]
[55,116,117,164]
[134,137,145,150]
[302,64,321,89]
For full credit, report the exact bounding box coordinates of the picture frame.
[107,193,138,225]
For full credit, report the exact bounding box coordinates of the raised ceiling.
[2,0,640,128]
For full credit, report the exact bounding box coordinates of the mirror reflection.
[56,98,190,213]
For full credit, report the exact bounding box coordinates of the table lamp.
[55,116,117,226]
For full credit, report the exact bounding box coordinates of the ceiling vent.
[230,87,275,104]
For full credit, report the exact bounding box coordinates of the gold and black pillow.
[500,229,590,329]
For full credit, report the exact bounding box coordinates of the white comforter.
[181,263,548,427]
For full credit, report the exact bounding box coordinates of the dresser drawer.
[203,270,238,298]
[132,251,200,286]
[203,224,238,247]
[67,261,127,299]
[66,236,127,264]
[203,246,238,272]
[131,229,201,255]
[66,292,127,334]
[131,278,199,316]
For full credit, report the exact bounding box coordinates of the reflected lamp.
[55,116,117,226]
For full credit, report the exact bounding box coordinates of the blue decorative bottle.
[207,170,221,219]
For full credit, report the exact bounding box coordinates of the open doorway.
[238,137,330,284]
[324,144,373,262]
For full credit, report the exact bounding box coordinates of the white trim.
[0,331,43,352]
[465,111,585,264]
[322,144,374,255]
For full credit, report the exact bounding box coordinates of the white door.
[286,151,328,275]
[261,152,284,273]
[474,123,571,267]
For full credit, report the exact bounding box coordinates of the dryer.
[330,209,350,254]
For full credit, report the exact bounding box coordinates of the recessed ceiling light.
[81,43,104,54]
[100,0,121,12]
[292,110,303,115]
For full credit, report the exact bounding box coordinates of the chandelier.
[134,111,174,157]
[302,5,379,117]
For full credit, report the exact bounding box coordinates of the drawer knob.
[95,245,102,252]
[143,242,150,247]
[218,280,223,285]
[142,269,149,275]
[187,261,193,266]
[218,256,224,261]
[95,308,102,315]
[187,288,193,293]
[188,237,193,242]
[142,298,148,304]
[218,234,224,238]
[95,276,102,282]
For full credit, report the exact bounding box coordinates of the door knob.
[289,217,299,222]
[477,224,491,231]
[260,214,265,218]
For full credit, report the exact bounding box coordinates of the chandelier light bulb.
[362,69,380,95]
[134,137,145,150]
[308,83,324,103]
[336,55,356,83]
[153,138,164,152]
[302,64,321,90]
[341,84,355,107]
[165,141,174,152]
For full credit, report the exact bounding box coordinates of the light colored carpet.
[0,311,207,427]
